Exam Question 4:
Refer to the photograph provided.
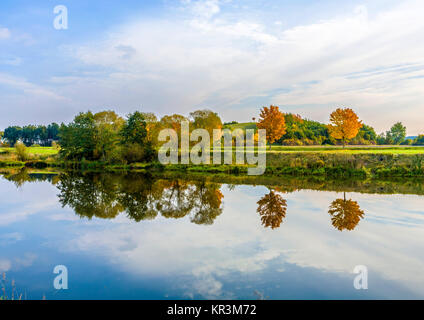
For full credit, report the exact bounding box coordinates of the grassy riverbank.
[1,146,424,178]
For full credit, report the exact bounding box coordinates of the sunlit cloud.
[0,27,10,39]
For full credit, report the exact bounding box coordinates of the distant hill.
[406,136,417,140]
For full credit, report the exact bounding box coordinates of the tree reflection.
[56,173,223,225]
[257,190,287,229]
[57,173,124,219]
[328,192,364,231]
[117,174,158,221]
[190,181,223,225]
[156,180,194,219]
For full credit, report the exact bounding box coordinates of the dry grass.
[0,273,23,300]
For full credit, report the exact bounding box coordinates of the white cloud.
[0,27,10,40]
[53,0,424,133]
[187,0,221,19]
[0,259,11,272]
[64,187,424,298]
[0,73,67,100]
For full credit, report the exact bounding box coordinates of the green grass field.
[1,145,423,157]
[218,145,424,154]
[265,145,424,154]
[0,147,59,156]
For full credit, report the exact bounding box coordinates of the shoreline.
[1,152,424,178]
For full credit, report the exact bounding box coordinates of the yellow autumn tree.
[257,105,286,149]
[328,108,362,147]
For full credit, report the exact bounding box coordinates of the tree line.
[0,105,423,161]
[57,109,222,163]
[254,106,416,147]
[0,123,60,147]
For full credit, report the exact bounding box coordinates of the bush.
[413,135,424,146]
[121,143,156,163]
[106,146,126,164]
[281,138,303,146]
[400,139,412,145]
[51,141,60,149]
[15,142,29,161]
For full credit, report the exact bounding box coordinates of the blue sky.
[0,0,423,134]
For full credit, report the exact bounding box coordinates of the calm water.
[1,171,424,300]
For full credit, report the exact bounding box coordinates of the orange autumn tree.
[257,105,286,149]
[328,108,362,148]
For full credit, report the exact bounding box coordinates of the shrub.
[413,135,424,146]
[121,143,150,163]
[106,146,126,164]
[15,142,29,161]
[281,138,303,146]
[51,141,60,150]
[400,139,412,145]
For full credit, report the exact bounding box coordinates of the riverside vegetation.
[0,106,424,178]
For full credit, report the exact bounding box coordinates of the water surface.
[0,171,423,299]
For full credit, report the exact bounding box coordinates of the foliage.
[378,122,407,145]
[160,114,189,142]
[93,111,124,160]
[328,108,363,147]
[189,109,223,141]
[278,114,330,145]
[15,142,29,161]
[59,110,155,163]
[59,112,97,160]
[350,124,377,145]
[413,135,424,146]
[257,105,286,148]
[3,123,60,147]
[120,111,148,145]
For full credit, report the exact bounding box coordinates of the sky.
[0,0,423,135]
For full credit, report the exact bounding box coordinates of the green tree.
[93,111,124,160]
[120,111,148,145]
[59,112,97,160]
[387,122,406,145]
[15,142,29,161]
[413,135,424,145]
[190,109,223,141]
[120,111,155,162]
[4,126,22,146]
[47,123,60,145]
